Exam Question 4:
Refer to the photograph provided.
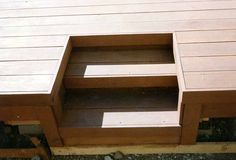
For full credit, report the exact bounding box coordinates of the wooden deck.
[0,0,236,149]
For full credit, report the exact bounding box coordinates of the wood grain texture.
[181,103,202,144]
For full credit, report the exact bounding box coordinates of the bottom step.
[59,88,181,145]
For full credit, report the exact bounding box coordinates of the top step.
[63,33,177,88]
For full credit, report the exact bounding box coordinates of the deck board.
[0,0,236,101]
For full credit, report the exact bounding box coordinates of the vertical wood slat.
[181,103,202,144]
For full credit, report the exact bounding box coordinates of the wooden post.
[37,106,63,147]
[181,103,202,144]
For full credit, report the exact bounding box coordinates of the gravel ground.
[1,154,236,160]
[0,119,236,160]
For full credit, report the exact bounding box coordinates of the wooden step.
[59,88,181,145]
[64,47,177,88]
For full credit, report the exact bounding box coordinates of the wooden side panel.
[201,103,236,118]
[60,127,181,145]
[181,103,202,144]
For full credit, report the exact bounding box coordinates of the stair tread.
[61,88,179,128]
[65,63,176,78]
[60,109,180,128]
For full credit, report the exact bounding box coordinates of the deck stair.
[58,34,182,145]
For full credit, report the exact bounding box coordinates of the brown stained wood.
[61,109,179,128]
[52,85,65,124]
[62,134,180,145]
[0,149,39,158]
[0,94,51,106]
[181,104,202,144]
[64,76,177,88]
[64,88,178,110]
[71,34,172,47]
[0,106,38,122]
[69,48,174,64]
[59,127,180,145]
[37,106,63,147]
[182,90,236,103]
[201,103,236,118]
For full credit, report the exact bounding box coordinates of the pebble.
[104,155,113,160]
[31,155,41,160]
[113,151,124,159]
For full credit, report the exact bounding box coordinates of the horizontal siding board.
[0,1,236,18]
[0,0,228,10]
[181,56,236,72]
[177,30,236,43]
[0,47,63,61]
[0,36,67,48]
[0,19,236,37]
[179,42,236,57]
[1,10,236,27]
[0,75,53,92]
[184,71,236,89]
[0,60,58,75]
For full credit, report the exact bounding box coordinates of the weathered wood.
[51,142,236,155]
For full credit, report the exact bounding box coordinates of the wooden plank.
[51,142,236,155]
[181,56,236,72]
[71,34,172,47]
[0,149,39,158]
[1,1,236,18]
[70,48,173,64]
[0,75,53,93]
[1,19,236,37]
[201,103,236,118]
[65,64,176,77]
[50,36,72,95]
[37,106,63,147]
[0,60,58,75]
[181,103,202,144]
[1,9,236,27]
[184,71,236,89]
[0,106,38,122]
[0,94,51,106]
[59,127,180,145]
[64,88,178,109]
[0,0,228,10]
[0,36,67,48]
[61,109,179,128]
[64,76,177,88]
[177,30,236,43]
[0,47,63,61]
[179,42,236,57]
[182,90,236,103]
